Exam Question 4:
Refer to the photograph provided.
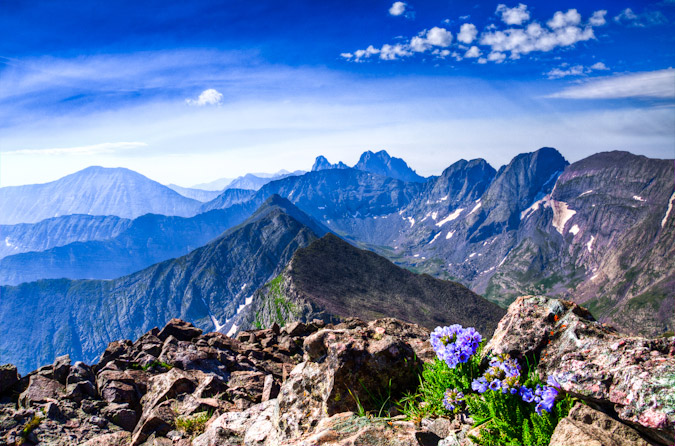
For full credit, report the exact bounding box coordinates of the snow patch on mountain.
[551,200,576,234]
[662,192,675,228]
[520,197,548,220]
[446,230,455,239]
[436,208,464,227]
[428,232,441,245]
[569,224,580,235]
[587,235,595,253]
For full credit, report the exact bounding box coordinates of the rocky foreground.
[0,296,673,446]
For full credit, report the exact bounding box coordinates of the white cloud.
[4,142,147,156]
[589,10,607,26]
[477,57,487,64]
[389,1,406,16]
[343,7,607,66]
[547,9,581,29]
[479,10,599,61]
[186,89,223,106]
[496,3,530,25]
[380,43,412,60]
[614,8,668,27]
[488,52,507,63]
[457,23,478,44]
[426,27,453,47]
[548,69,675,99]
[547,65,585,79]
[547,62,611,79]
[465,46,482,58]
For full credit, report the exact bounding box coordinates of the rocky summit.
[0,296,672,446]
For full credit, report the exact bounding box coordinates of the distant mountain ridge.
[0,214,131,259]
[0,202,259,285]
[0,166,201,225]
[193,170,306,192]
[237,233,505,336]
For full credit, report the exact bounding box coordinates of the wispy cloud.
[548,69,675,99]
[614,8,668,27]
[4,142,147,156]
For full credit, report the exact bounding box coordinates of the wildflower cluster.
[402,325,572,446]
[472,354,521,395]
[430,325,482,369]
[442,388,465,413]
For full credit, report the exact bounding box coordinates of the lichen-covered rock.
[192,399,276,446]
[549,403,652,446]
[484,295,675,445]
[275,318,426,440]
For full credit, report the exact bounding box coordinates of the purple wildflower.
[472,377,488,394]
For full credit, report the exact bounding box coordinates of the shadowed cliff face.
[237,233,505,338]
[0,196,321,374]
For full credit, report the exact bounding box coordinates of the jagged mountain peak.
[354,149,427,183]
[311,155,349,172]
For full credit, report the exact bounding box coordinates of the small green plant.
[174,411,211,437]
[142,360,173,371]
[19,415,42,444]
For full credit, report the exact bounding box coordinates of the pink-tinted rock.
[484,295,675,445]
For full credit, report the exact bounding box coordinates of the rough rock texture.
[0,319,313,445]
[275,318,426,441]
[484,295,675,445]
[549,403,651,446]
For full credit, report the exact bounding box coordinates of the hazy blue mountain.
[0,166,201,224]
[0,196,323,373]
[225,171,306,191]
[198,188,256,213]
[193,170,306,192]
[191,177,234,191]
[166,184,222,202]
[0,202,258,285]
[311,155,349,171]
[0,214,131,260]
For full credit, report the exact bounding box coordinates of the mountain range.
[0,147,672,352]
[0,196,502,375]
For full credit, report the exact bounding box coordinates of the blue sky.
[1,0,673,187]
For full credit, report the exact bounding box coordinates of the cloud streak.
[4,142,148,156]
[548,69,675,99]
